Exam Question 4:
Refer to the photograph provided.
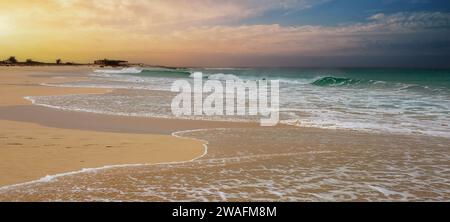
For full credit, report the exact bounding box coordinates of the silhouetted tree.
[7,56,17,63]
[56,59,61,65]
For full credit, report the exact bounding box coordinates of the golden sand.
[0,66,206,187]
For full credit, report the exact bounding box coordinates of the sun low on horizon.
[0,0,449,67]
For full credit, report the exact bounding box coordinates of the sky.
[0,0,449,67]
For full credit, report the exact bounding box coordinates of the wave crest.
[94,67,192,77]
[311,76,364,87]
[94,67,143,74]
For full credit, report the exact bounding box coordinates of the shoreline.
[0,127,210,192]
[0,67,209,187]
[1,66,449,201]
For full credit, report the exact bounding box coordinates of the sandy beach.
[0,67,211,187]
[0,66,449,202]
[2,0,450,211]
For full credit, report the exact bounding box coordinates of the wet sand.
[0,67,212,187]
[0,105,259,135]
[0,120,205,187]
[0,66,449,201]
[1,127,448,201]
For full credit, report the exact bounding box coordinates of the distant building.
[94,59,128,67]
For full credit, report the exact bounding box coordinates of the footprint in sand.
[84,144,97,147]
[7,143,23,146]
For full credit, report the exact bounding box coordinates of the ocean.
[29,67,450,138]
[1,67,449,201]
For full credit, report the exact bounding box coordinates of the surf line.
[1,79,212,192]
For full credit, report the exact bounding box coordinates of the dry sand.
[0,66,206,187]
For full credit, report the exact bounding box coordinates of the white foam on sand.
[24,93,259,123]
[368,185,411,201]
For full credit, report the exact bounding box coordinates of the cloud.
[157,11,450,56]
[365,11,450,30]
[0,1,449,66]
[0,0,328,31]
[369,13,386,21]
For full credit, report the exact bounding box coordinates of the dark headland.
[0,56,144,68]
[0,56,185,70]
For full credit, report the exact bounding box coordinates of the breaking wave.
[94,67,143,74]
[94,67,191,77]
[311,76,366,87]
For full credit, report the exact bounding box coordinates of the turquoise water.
[95,67,450,90]
[195,67,450,89]
[32,67,450,138]
[135,67,447,84]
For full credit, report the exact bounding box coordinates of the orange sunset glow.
[1,0,449,67]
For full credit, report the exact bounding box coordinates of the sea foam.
[94,67,143,74]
